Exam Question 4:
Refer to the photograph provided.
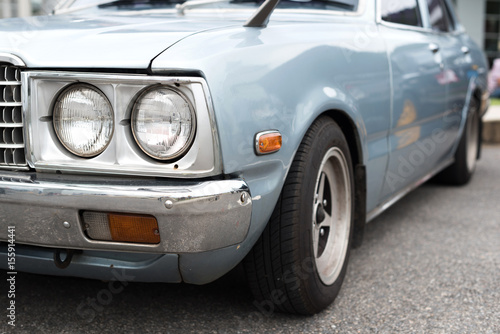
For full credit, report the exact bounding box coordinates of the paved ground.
[1,146,499,334]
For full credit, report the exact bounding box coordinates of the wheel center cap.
[316,204,326,224]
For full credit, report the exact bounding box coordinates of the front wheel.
[244,116,354,315]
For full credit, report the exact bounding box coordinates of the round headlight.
[53,84,114,158]
[132,86,196,161]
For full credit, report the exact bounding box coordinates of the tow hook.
[54,249,75,269]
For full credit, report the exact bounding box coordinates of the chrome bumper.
[0,171,252,253]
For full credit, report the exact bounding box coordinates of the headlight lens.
[53,84,114,158]
[132,86,196,161]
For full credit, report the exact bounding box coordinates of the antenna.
[244,0,281,28]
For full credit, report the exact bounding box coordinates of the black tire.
[436,98,481,185]
[244,116,354,315]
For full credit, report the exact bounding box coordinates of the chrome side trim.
[0,173,252,253]
[367,158,453,222]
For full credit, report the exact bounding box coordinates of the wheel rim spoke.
[312,147,351,285]
[314,170,334,258]
[316,172,326,205]
[466,107,479,172]
[320,212,332,228]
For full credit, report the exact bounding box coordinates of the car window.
[381,0,422,27]
[443,0,456,31]
[426,0,451,32]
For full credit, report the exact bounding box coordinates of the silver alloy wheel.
[312,147,351,286]
[466,107,479,173]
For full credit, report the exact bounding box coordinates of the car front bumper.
[0,171,252,282]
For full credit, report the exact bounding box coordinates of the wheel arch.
[323,109,363,168]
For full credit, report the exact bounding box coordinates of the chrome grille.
[0,63,27,169]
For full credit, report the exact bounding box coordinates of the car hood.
[0,12,238,69]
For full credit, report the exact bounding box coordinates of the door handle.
[429,43,440,53]
[461,46,470,55]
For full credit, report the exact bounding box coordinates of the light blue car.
[0,0,489,314]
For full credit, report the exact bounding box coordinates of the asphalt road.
[1,146,499,334]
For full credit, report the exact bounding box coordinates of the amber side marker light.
[82,211,160,244]
[255,130,282,155]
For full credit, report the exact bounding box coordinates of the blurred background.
[452,0,500,67]
[0,0,58,17]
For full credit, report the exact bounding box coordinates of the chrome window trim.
[22,71,222,178]
[376,0,462,36]
[443,0,466,33]
[377,0,427,31]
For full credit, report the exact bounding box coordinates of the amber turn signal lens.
[108,213,160,244]
[256,131,282,155]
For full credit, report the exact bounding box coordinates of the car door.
[423,0,471,161]
[378,0,449,199]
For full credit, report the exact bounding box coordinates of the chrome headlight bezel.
[52,83,114,158]
[23,72,221,178]
[131,85,197,162]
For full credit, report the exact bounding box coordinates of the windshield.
[66,0,359,12]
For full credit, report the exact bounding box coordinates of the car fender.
[151,23,388,283]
